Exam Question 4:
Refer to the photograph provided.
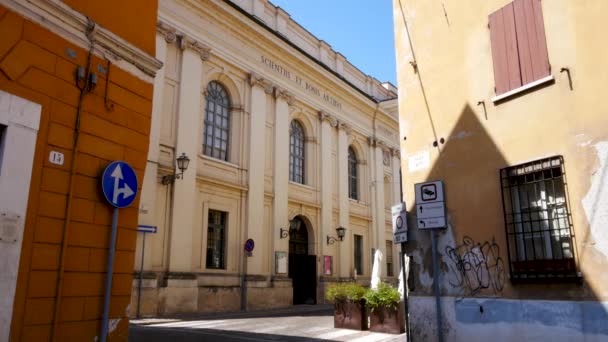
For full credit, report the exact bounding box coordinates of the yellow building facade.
[133,0,401,316]
[393,0,608,340]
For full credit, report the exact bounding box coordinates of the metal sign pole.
[430,230,444,342]
[136,232,146,318]
[101,207,119,342]
[401,243,411,342]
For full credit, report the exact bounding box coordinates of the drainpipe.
[51,19,96,342]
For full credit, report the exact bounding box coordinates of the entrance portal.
[288,216,317,305]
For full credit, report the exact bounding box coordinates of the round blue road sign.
[244,239,255,253]
[101,161,138,208]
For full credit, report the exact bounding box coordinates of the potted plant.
[325,283,368,330]
[363,282,405,334]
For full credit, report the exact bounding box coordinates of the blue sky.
[269,0,397,85]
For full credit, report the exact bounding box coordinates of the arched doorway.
[288,216,317,305]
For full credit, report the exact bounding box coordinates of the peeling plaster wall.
[582,142,608,258]
[410,296,608,342]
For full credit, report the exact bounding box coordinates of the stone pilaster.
[137,31,168,270]
[337,121,351,277]
[167,36,208,273]
[391,148,402,205]
[273,87,293,261]
[370,137,387,276]
[318,110,337,263]
[247,73,272,275]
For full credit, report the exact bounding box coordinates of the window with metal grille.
[203,81,230,161]
[348,146,358,200]
[289,120,305,184]
[206,210,227,269]
[386,241,394,277]
[500,156,578,280]
[354,235,363,275]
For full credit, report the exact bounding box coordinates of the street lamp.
[327,226,346,245]
[162,153,190,185]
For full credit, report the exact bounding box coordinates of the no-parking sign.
[392,202,408,243]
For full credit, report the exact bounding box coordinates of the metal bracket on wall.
[477,100,488,120]
[560,67,574,91]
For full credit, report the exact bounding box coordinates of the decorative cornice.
[318,110,337,127]
[4,0,162,79]
[179,37,211,61]
[274,87,295,105]
[249,73,273,94]
[391,148,401,159]
[337,120,352,135]
[157,21,177,44]
[368,136,378,147]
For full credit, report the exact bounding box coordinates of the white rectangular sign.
[391,202,408,243]
[417,217,446,229]
[415,180,446,229]
[417,202,445,219]
[415,180,444,204]
[408,151,430,173]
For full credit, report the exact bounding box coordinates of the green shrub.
[363,282,401,312]
[325,283,366,303]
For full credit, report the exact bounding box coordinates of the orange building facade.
[0,0,160,341]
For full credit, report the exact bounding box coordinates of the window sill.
[289,181,315,191]
[199,154,240,169]
[492,75,554,103]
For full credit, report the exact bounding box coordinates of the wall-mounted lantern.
[161,153,190,185]
[327,226,346,245]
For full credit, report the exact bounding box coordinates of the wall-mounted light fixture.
[327,226,346,245]
[279,227,289,239]
[162,153,190,185]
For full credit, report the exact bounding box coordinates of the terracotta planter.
[333,299,368,330]
[369,301,405,334]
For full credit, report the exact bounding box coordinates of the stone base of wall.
[409,295,608,342]
[129,273,296,317]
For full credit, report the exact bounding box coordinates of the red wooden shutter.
[513,0,550,84]
[489,3,522,95]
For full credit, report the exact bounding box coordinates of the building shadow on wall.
[404,102,607,338]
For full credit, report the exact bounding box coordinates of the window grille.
[206,210,227,269]
[289,120,305,184]
[203,81,230,161]
[500,156,579,280]
[348,147,358,200]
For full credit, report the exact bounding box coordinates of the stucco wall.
[0,3,157,340]
[393,0,608,340]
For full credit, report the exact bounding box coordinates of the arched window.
[289,120,305,184]
[203,81,230,161]
[348,147,358,200]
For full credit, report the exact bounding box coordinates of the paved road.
[129,305,406,341]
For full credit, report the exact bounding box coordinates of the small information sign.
[392,202,408,243]
[414,180,446,229]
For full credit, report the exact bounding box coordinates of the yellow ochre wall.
[62,0,158,55]
[393,0,608,300]
[0,1,157,340]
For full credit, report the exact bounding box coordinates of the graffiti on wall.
[445,236,505,296]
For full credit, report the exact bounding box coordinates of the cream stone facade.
[132,0,400,316]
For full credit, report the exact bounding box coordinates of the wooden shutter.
[513,0,550,84]
[489,3,522,95]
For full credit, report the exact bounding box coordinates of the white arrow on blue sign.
[101,161,138,208]
[137,225,157,233]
